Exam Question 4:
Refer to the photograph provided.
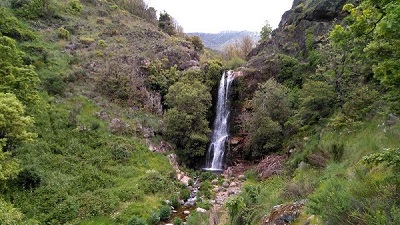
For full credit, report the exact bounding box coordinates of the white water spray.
[205,71,234,170]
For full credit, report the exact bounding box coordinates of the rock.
[386,113,399,126]
[222,182,230,188]
[230,182,238,187]
[167,154,180,172]
[164,200,171,205]
[211,179,219,185]
[178,199,185,205]
[183,211,190,215]
[180,175,191,186]
[172,210,178,213]
[238,175,246,181]
[196,208,207,213]
[179,60,200,70]
[109,118,130,134]
[213,187,220,193]
[256,154,287,180]
[262,201,305,225]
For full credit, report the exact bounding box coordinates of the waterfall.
[205,71,234,170]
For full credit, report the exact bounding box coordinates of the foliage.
[127,215,147,225]
[189,35,204,51]
[0,198,40,225]
[0,150,19,181]
[173,217,183,225]
[139,170,171,194]
[158,205,171,221]
[297,80,336,126]
[164,78,211,165]
[244,79,291,158]
[56,27,70,40]
[12,0,56,19]
[148,211,160,225]
[0,93,35,150]
[186,211,209,225]
[0,7,36,41]
[260,20,272,40]
[68,0,83,14]
[159,11,176,36]
[226,196,246,225]
[0,36,40,106]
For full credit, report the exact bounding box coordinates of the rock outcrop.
[247,0,350,78]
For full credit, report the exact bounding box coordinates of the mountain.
[187,31,260,51]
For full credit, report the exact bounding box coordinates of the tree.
[0,36,39,106]
[244,79,291,158]
[158,11,176,36]
[240,35,255,58]
[0,93,35,150]
[260,20,272,40]
[164,79,211,165]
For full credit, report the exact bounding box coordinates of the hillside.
[1,0,400,224]
[187,31,260,51]
[225,0,400,224]
[0,0,219,224]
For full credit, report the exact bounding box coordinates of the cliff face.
[228,0,351,159]
[246,0,349,77]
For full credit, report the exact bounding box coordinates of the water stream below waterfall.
[205,71,234,170]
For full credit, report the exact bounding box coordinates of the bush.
[158,205,171,221]
[57,27,70,40]
[16,168,41,190]
[173,217,183,225]
[127,215,147,225]
[111,143,132,163]
[68,0,83,14]
[139,170,170,194]
[148,211,160,225]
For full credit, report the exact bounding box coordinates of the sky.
[145,0,294,33]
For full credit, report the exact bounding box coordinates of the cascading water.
[205,71,234,170]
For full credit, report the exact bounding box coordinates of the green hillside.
[1,0,400,224]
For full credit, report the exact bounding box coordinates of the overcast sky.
[145,0,294,33]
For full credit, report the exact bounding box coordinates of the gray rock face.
[248,0,348,74]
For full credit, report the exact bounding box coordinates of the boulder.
[222,182,230,188]
[196,208,207,213]
[238,175,246,181]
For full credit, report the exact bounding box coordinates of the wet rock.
[183,211,191,215]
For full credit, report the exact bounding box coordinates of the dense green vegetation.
[1,0,399,224]
[0,0,218,224]
[226,0,400,224]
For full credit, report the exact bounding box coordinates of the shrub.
[148,211,160,225]
[180,187,191,201]
[128,215,147,225]
[139,170,170,194]
[68,0,83,14]
[57,27,70,40]
[79,37,95,45]
[199,171,216,181]
[16,168,41,190]
[111,143,132,163]
[158,205,171,221]
[173,217,183,225]
[186,211,209,225]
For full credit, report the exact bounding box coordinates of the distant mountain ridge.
[187,31,260,51]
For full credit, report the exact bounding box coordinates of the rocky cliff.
[246,0,350,78]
